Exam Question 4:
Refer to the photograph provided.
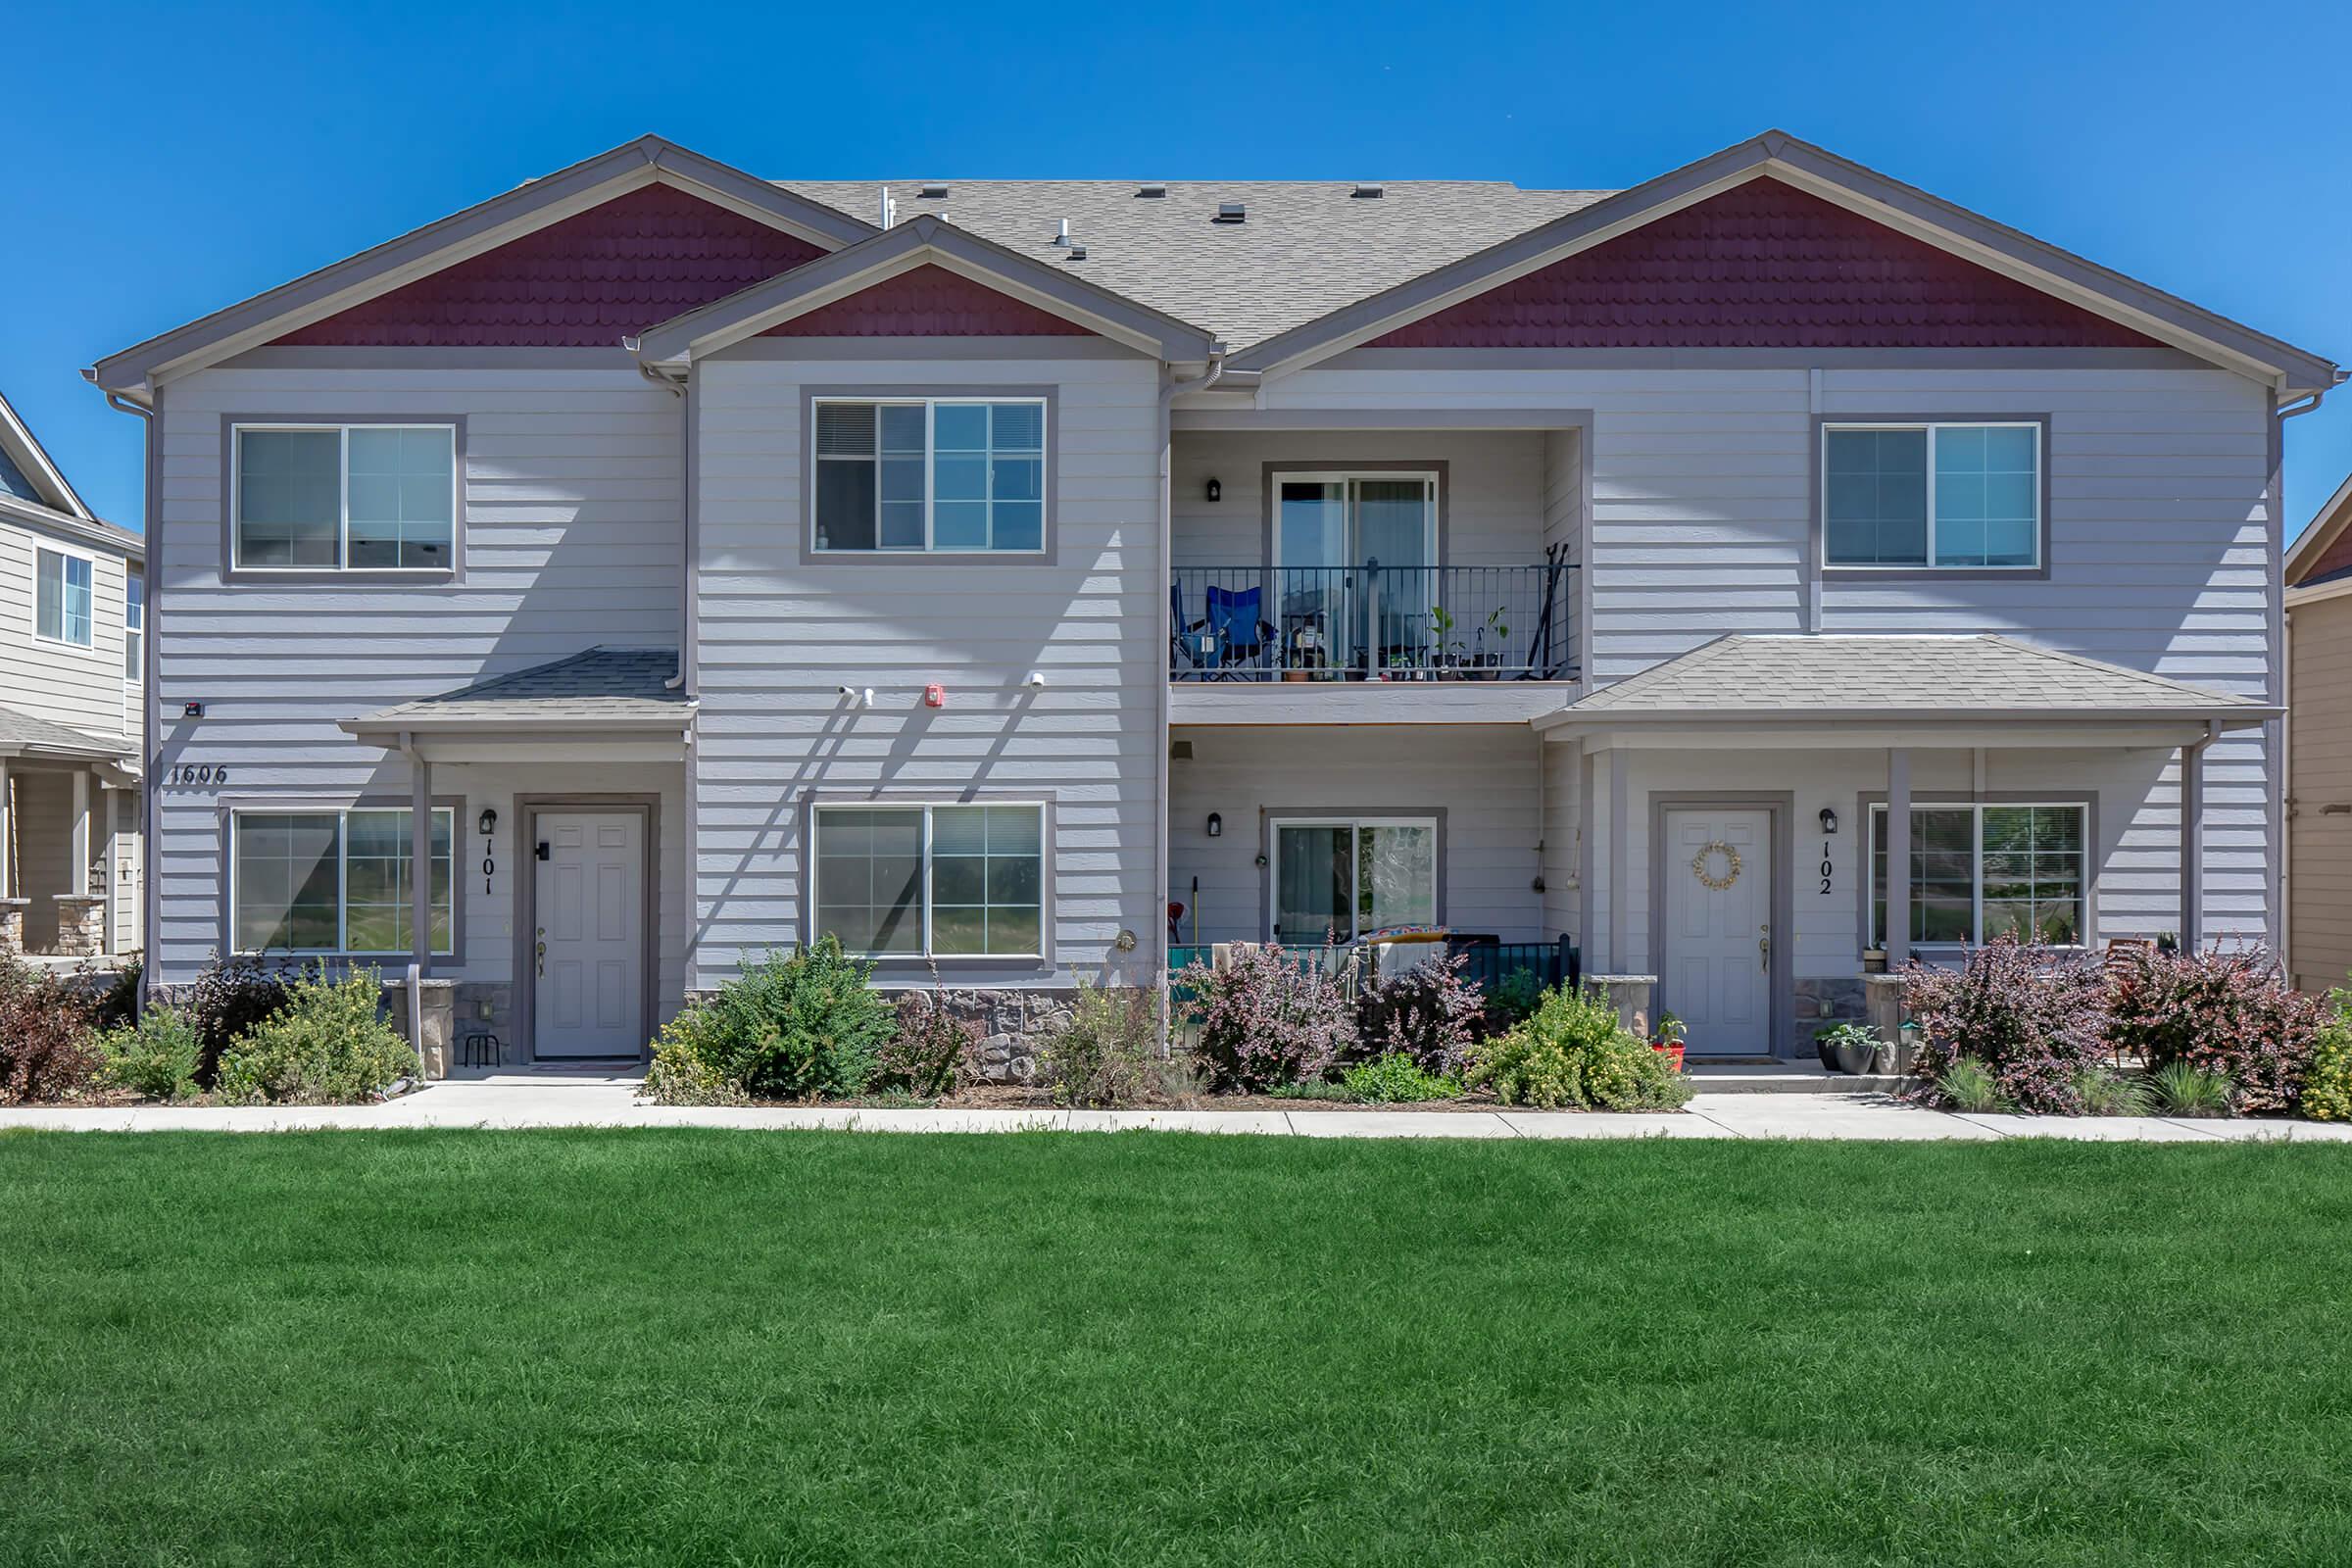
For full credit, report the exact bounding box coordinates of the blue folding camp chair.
[1205,585,1273,678]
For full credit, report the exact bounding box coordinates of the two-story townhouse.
[87,131,2337,1070]
[0,390,143,960]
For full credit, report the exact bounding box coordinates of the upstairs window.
[124,574,143,680]
[232,423,456,570]
[811,397,1046,553]
[1823,422,2040,569]
[35,547,93,646]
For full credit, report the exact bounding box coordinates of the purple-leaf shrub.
[1175,944,1358,1093]
[1354,952,1485,1077]
[1901,939,2109,1114]
[2104,944,2322,1114]
[0,953,105,1103]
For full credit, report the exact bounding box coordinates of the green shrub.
[100,1004,202,1102]
[2073,1066,2153,1117]
[0,953,104,1103]
[2149,1061,2233,1118]
[641,1006,752,1106]
[881,976,982,1098]
[1482,966,1547,1034]
[214,964,416,1105]
[1042,979,1156,1108]
[181,952,295,1088]
[94,956,143,1032]
[1465,983,1690,1111]
[1339,1053,1462,1103]
[2304,993,2352,1122]
[1935,1057,2006,1113]
[643,939,894,1103]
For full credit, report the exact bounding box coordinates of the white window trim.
[1266,814,1441,945]
[1270,471,1441,567]
[809,800,1049,958]
[32,542,97,650]
[229,422,460,573]
[808,396,1049,556]
[1821,420,2043,571]
[1867,799,2088,950]
[123,573,143,684]
[227,807,457,956]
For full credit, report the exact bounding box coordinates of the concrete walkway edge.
[6,1081,2352,1141]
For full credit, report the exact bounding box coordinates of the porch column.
[1606,748,1629,971]
[100,784,118,957]
[410,745,432,973]
[1886,748,1912,967]
[0,758,11,900]
[70,768,92,896]
[2180,732,2207,951]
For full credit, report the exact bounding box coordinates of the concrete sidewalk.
[5,1074,2352,1140]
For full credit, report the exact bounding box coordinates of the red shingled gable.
[270,184,829,348]
[2302,526,2352,586]
[1368,177,2162,351]
[761,264,1093,337]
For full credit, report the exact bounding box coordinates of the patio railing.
[1170,563,1577,681]
[1166,938,1579,996]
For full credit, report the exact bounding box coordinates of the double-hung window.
[812,802,1045,957]
[232,423,457,570]
[230,808,454,955]
[811,397,1046,553]
[34,547,93,646]
[123,574,143,680]
[1823,421,2041,569]
[1869,802,2085,948]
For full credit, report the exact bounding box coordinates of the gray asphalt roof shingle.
[1563,634,2270,718]
[774,179,1608,351]
[0,705,135,760]
[353,647,688,728]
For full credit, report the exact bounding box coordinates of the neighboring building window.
[230,808,454,954]
[124,574,143,680]
[232,423,457,570]
[811,802,1045,956]
[1269,816,1438,945]
[1823,422,2040,568]
[1869,802,2084,947]
[34,547,93,646]
[811,398,1046,553]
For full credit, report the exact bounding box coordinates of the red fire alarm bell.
[923,684,946,708]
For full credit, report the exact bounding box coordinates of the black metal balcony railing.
[1170,563,1576,681]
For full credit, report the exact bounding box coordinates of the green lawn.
[5,1132,2352,1565]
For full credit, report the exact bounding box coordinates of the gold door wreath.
[1690,841,1741,891]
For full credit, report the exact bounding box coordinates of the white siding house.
[86,131,2338,1068]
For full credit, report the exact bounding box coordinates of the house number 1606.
[169,763,227,785]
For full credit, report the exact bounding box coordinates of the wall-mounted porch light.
[1204,477,1222,503]
[1206,811,1222,838]
[1819,806,1838,835]
[478,807,498,837]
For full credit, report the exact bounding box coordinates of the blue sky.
[7,1,2348,537]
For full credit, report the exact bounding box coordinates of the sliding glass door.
[1271,817,1438,944]
[1272,473,1437,672]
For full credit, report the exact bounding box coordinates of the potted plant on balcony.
[1429,606,1467,679]
[1471,607,1510,680]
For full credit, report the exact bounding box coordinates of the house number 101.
[1819,838,1834,896]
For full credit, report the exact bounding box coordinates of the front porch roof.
[1535,633,2277,737]
[0,705,136,766]
[339,647,694,758]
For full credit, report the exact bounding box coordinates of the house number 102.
[1819,838,1834,896]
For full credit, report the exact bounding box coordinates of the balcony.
[1168,563,1577,721]
[1171,564,1576,681]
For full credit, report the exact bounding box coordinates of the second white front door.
[1661,808,1772,1057]
[533,810,645,1059]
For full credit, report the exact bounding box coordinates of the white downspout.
[1156,345,1226,1051]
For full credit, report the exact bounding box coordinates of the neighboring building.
[0,391,143,958]
[85,131,2338,1067]
[2287,473,2352,994]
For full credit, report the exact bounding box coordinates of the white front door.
[1662,808,1773,1057]
[533,811,645,1059]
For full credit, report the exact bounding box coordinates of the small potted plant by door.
[1651,1011,1689,1072]
[1816,1021,1885,1076]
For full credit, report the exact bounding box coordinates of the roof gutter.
[1155,342,1226,1051]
